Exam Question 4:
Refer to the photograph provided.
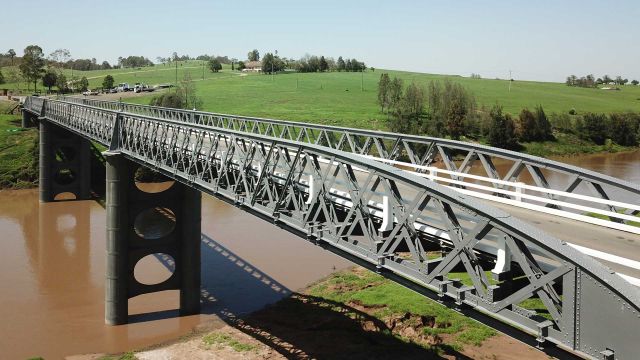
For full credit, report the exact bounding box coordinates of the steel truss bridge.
[22,96,640,359]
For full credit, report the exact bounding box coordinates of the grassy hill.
[3,62,640,131]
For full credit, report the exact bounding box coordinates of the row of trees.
[243,49,367,74]
[118,55,153,68]
[378,75,556,149]
[566,74,639,87]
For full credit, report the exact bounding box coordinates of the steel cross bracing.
[25,97,640,359]
[54,96,640,227]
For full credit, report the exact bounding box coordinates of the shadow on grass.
[188,234,471,359]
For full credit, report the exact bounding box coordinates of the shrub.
[150,92,185,109]
[487,105,518,149]
[517,108,537,142]
[568,108,576,115]
[577,113,608,145]
[549,113,573,133]
[608,113,640,146]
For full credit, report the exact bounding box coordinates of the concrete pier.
[104,152,201,325]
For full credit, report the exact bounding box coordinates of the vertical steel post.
[22,110,30,128]
[104,152,130,325]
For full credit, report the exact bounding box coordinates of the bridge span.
[22,96,640,359]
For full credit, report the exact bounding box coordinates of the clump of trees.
[208,58,222,72]
[574,112,639,146]
[19,45,46,91]
[487,105,518,149]
[262,53,286,74]
[566,74,636,87]
[517,106,553,142]
[118,55,153,68]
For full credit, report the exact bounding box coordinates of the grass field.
[4,62,640,131]
[0,102,38,189]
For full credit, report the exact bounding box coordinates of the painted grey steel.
[54,96,640,224]
[24,97,640,358]
[104,151,201,324]
[38,118,92,202]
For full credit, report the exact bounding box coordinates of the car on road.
[82,89,99,96]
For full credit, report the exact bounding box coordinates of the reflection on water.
[0,189,350,359]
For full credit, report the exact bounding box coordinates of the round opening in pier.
[55,146,76,163]
[134,166,175,193]
[54,169,76,185]
[134,253,175,285]
[133,207,176,240]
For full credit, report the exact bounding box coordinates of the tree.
[7,49,16,65]
[208,58,222,72]
[388,77,404,112]
[487,105,518,149]
[79,76,89,92]
[0,69,4,85]
[42,70,57,92]
[56,73,68,93]
[377,73,391,112]
[578,113,608,145]
[518,109,537,141]
[337,56,346,72]
[632,80,639,86]
[179,71,202,110]
[48,49,71,68]
[247,49,260,62]
[102,75,114,90]
[19,45,46,91]
[426,79,476,139]
[390,82,425,134]
[534,105,553,140]
[319,56,328,72]
[608,113,639,146]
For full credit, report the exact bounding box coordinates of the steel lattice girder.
[24,97,640,359]
[52,96,640,225]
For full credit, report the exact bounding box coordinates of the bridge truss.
[24,97,640,359]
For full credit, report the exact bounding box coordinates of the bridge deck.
[487,200,640,278]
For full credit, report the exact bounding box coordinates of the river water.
[0,150,638,359]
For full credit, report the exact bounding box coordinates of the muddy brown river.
[0,150,638,359]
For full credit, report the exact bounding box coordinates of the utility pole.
[175,60,178,90]
[361,69,364,92]
[508,70,512,93]
[202,60,205,80]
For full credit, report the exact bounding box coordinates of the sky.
[3,0,639,82]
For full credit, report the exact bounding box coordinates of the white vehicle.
[117,83,131,92]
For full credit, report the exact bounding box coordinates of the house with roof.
[242,61,262,72]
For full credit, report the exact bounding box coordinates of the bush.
[568,108,576,115]
[487,105,518,149]
[608,113,640,146]
[517,108,537,142]
[549,113,573,133]
[150,92,185,109]
[577,113,608,145]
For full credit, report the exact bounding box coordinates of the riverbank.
[86,267,550,360]
[0,103,38,188]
